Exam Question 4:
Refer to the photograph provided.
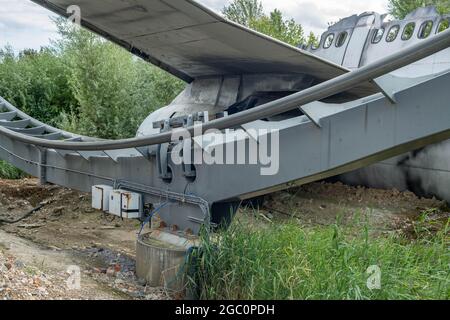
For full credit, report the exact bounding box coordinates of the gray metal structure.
[305,6,450,201]
[0,1,449,233]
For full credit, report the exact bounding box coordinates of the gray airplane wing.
[32,0,379,97]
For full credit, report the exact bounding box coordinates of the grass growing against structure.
[0,161,26,179]
[190,214,449,300]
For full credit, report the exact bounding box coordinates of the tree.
[54,18,185,139]
[0,17,185,140]
[223,0,305,47]
[306,32,320,48]
[250,9,305,46]
[222,0,264,27]
[0,18,186,177]
[0,45,76,126]
[388,0,450,19]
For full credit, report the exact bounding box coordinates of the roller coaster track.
[0,29,449,151]
[0,29,449,233]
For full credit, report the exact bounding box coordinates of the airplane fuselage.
[305,6,450,201]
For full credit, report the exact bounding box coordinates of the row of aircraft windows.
[372,18,449,44]
[315,31,348,49]
[314,18,449,50]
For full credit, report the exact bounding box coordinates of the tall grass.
[190,217,449,300]
[0,161,26,179]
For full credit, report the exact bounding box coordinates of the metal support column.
[38,147,47,186]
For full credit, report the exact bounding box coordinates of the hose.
[0,204,45,224]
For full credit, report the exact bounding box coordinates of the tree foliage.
[223,0,306,46]
[388,0,450,19]
[306,32,320,48]
[0,0,313,141]
[56,18,185,139]
[0,45,76,126]
[0,18,185,139]
[222,0,264,27]
[251,9,305,46]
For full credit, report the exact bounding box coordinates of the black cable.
[0,204,44,224]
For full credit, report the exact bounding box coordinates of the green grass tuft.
[190,217,449,300]
[0,160,27,180]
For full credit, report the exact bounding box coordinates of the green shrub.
[55,20,185,139]
[0,161,26,180]
[0,19,185,141]
[0,46,77,127]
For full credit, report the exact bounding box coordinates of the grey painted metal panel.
[31,132,63,140]
[306,6,450,201]
[0,111,17,121]
[300,100,359,127]
[0,119,30,129]
[1,27,448,152]
[54,149,78,158]
[308,7,450,78]
[342,14,376,69]
[0,4,448,233]
[10,126,46,135]
[0,69,449,232]
[77,151,108,160]
[31,0,379,98]
[191,70,450,202]
[103,149,143,162]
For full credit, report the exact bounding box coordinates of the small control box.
[91,185,113,211]
[108,189,142,219]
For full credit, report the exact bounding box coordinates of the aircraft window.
[437,19,449,33]
[418,20,433,38]
[323,33,335,49]
[335,32,348,47]
[401,23,415,40]
[372,28,385,43]
[386,25,400,42]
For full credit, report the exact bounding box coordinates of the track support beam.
[38,147,47,186]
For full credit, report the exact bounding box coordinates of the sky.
[0,0,389,52]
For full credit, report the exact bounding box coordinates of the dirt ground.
[0,178,449,300]
[261,181,450,236]
[0,179,168,300]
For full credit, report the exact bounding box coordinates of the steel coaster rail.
[0,29,449,151]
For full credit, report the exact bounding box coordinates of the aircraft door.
[342,14,376,69]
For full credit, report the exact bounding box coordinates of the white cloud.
[0,0,389,51]
[0,0,58,51]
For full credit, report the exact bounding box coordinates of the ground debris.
[0,251,68,300]
[259,181,449,236]
[0,178,167,300]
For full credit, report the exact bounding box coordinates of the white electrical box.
[108,189,142,219]
[92,185,113,211]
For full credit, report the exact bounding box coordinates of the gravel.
[0,251,69,300]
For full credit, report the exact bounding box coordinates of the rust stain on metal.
[123,192,132,208]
